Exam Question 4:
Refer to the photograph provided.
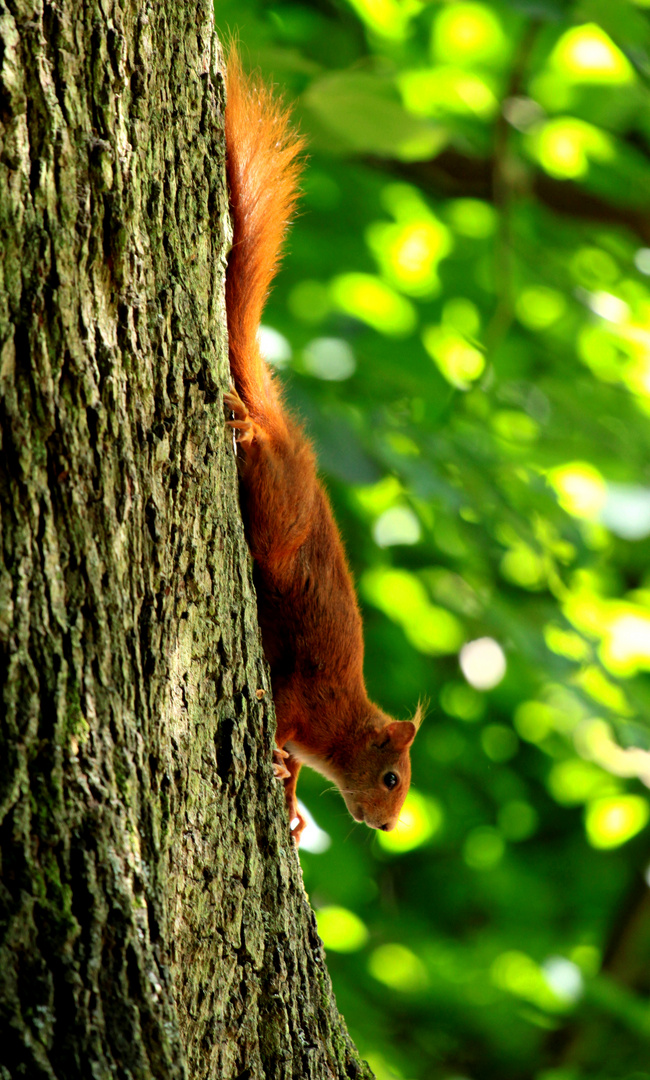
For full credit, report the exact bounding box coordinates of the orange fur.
[225,49,420,842]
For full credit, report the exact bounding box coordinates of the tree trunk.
[0,2,373,1077]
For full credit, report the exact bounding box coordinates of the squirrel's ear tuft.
[411,698,428,731]
[386,720,417,751]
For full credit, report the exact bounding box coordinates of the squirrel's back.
[225,49,305,438]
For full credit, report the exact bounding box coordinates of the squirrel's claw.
[273,746,291,780]
[224,387,247,419]
[225,388,259,450]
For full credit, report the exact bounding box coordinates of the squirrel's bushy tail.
[225,48,304,436]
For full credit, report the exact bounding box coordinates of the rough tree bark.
[0,2,373,1077]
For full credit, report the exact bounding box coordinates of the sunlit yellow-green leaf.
[367,218,452,297]
[368,943,429,991]
[316,906,369,953]
[362,567,465,654]
[405,604,465,654]
[344,0,422,41]
[353,476,403,517]
[585,796,650,849]
[547,759,618,806]
[492,411,539,443]
[432,2,507,66]
[399,66,498,119]
[422,324,485,389]
[443,297,481,337]
[500,544,545,589]
[304,70,447,160]
[572,245,620,288]
[440,681,485,721]
[513,701,556,743]
[571,945,601,977]
[384,432,421,458]
[575,666,631,715]
[376,788,443,853]
[515,286,567,331]
[288,280,331,324]
[330,273,417,337]
[527,118,614,180]
[550,24,635,85]
[544,624,590,662]
[549,462,607,519]
[446,198,496,238]
[491,951,568,1012]
[362,566,428,619]
[573,718,650,788]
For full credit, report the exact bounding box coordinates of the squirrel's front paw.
[224,387,257,448]
[273,745,291,780]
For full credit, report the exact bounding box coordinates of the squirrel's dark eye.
[383,772,398,790]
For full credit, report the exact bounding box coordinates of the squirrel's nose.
[380,823,389,831]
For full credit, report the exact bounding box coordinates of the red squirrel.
[223,50,421,843]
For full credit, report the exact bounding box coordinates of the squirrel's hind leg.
[283,753,306,844]
[224,387,261,449]
[224,387,318,584]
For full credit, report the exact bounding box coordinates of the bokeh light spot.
[547,759,617,806]
[481,724,519,762]
[463,826,505,870]
[433,3,506,65]
[373,506,422,547]
[549,462,607,519]
[368,943,429,991]
[296,800,332,854]
[491,951,566,1011]
[550,24,634,84]
[316,906,369,952]
[367,217,452,297]
[459,637,506,690]
[376,789,443,853]
[585,795,650,849]
[422,325,485,389]
[492,411,539,443]
[399,67,498,120]
[446,199,496,238]
[542,957,584,1003]
[528,118,614,180]
[514,701,555,743]
[440,681,485,721]
[302,337,356,381]
[330,273,417,337]
[362,567,465,655]
[498,801,538,841]
[345,0,419,41]
[515,287,566,331]
[288,280,331,323]
[258,325,292,368]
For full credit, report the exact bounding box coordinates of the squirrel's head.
[333,705,423,832]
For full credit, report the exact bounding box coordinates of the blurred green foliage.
[217,1,650,1076]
